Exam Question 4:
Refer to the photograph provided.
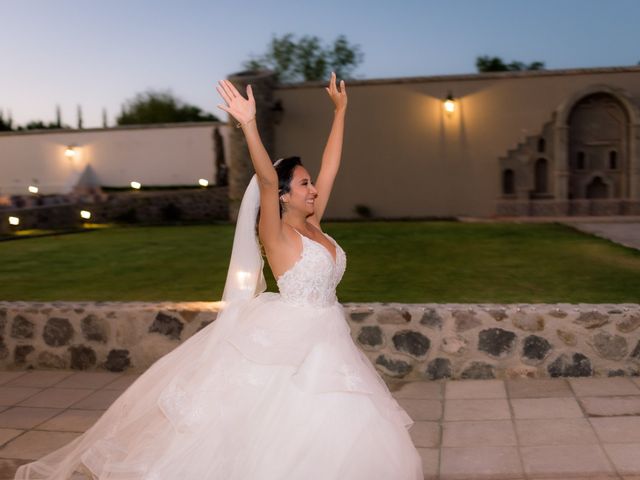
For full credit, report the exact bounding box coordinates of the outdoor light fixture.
[198,178,209,187]
[64,146,77,159]
[80,210,91,220]
[8,216,19,226]
[28,185,39,194]
[444,92,456,114]
[130,181,141,189]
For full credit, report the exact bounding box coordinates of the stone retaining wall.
[0,301,638,380]
[0,187,229,234]
[496,199,640,217]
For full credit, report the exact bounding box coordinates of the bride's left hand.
[325,72,347,111]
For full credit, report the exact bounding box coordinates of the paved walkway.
[0,370,638,479]
[560,221,640,252]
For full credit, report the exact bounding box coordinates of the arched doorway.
[585,176,608,199]
[534,158,548,194]
[502,169,515,195]
[567,92,628,199]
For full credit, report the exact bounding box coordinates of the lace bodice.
[276,228,346,308]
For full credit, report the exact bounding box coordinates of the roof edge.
[276,64,640,89]
[0,121,226,138]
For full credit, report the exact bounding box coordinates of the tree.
[116,89,219,125]
[243,33,364,82]
[0,110,13,131]
[15,120,71,131]
[476,55,545,72]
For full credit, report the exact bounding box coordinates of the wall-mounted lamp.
[28,186,39,194]
[80,210,91,220]
[130,181,141,189]
[64,146,77,159]
[8,216,20,226]
[198,178,209,187]
[443,92,456,114]
[271,99,284,125]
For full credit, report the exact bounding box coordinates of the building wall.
[273,67,640,218]
[3,67,640,218]
[0,122,229,195]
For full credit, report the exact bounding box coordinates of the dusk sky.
[1,0,639,128]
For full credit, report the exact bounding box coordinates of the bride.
[15,73,424,479]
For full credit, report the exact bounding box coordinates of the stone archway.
[585,176,609,199]
[553,85,640,203]
[566,92,628,199]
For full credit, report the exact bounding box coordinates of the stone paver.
[409,421,440,448]
[603,443,640,476]
[520,444,615,477]
[442,420,517,447]
[3,371,74,389]
[589,416,640,443]
[515,418,599,446]
[444,398,511,421]
[506,377,574,398]
[445,378,507,399]
[0,430,82,460]
[0,407,62,430]
[579,395,640,416]
[0,387,43,407]
[53,371,124,390]
[0,370,638,479]
[36,409,104,433]
[570,377,640,397]
[440,445,523,479]
[511,397,584,419]
[397,397,442,421]
[17,388,94,409]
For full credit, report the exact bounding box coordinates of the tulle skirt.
[15,293,424,479]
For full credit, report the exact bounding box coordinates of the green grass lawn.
[0,221,638,303]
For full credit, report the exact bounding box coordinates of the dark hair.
[255,156,303,239]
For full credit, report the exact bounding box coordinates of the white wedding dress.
[16,227,424,479]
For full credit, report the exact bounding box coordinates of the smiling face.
[281,165,318,216]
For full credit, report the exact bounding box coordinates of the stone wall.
[87,187,229,224]
[496,199,640,217]
[0,187,229,231]
[1,301,638,380]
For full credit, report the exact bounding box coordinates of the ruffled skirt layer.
[15,293,423,479]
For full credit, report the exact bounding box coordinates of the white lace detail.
[276,231,346,308]
[338,363,365,391]
[157,382,210,432]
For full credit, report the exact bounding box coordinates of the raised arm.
[311,72,348,225]
[216,80,281,245]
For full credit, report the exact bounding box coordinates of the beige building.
[0,123,228,196]
[226,66,640,219]
[2,65,639,219]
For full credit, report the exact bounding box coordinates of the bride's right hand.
[216,79,256,125]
